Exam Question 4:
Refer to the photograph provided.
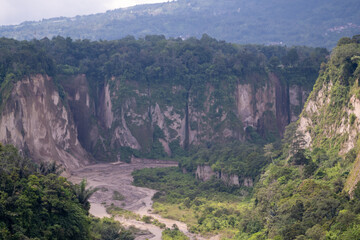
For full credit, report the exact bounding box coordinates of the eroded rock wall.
[65,73,309,159]
[195,165,254,187]
[0,75,89,170]
[0,72,310,167]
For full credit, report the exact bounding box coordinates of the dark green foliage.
[0,36,327,95]
[90,217,134,240]
[304,160,318,178]
[36,161,64,176]
[73,179,98,212]
[1,1,359,48]
[169,139,187,158]
[0,38,55,79]
[350,113,357,125]
[0,144,91,240]
[132,167,241,203]
[0,36,327,160]
[162,227,189,240]
[132,167,259,234]
[0,144,133,240]
[180,142,267,178]
[290,150,309,165]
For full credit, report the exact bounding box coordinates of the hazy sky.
[0,0,168,26]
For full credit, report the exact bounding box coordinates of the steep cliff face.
[60,72,310,161]
[296,40,360,194]
[0,72,310,167]
[0,75,89,170]
[72,72,309,160]
[0,36,328,166]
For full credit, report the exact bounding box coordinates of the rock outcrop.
[78,73,310,160]
[0,71,310,168]
[295,41,360,195]
[195,165,253,187]
[0,75,89,170]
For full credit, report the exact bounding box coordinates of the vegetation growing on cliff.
[133,36,360,239]
[0,35,328,161]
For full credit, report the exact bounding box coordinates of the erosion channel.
[69,159,216,240]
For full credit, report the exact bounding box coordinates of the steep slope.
[297,36,360,194]
[219,35,360,240]
[1,0,360,48]
[0,74,89,170]
[0,36,327,167]
[48,37,325,162]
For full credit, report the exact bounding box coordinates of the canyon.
[0,72,309,171]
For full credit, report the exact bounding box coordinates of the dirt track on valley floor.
[69,158,219,240]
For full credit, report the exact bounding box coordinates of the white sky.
[0,0,169,26]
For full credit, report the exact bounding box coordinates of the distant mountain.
[0,0,360,48]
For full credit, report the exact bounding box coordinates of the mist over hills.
[1,0,360,48]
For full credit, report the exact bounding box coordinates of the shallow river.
[69,159,217,240]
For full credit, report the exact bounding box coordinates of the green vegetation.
[162,227,189,240]
[132,36,360,239]
[2,31,359,240]
[0,143,134,239]
[106,204,139,220]
[73,179,99,211]
[90,217,134,240]
[180,142,272,178]
[0,36,328,161]
[1,0,359,48]
[133,167,256,236]
[0,144,90,239]
[244,36,360,240]
[302,35,360,158]
[112,191,125,201]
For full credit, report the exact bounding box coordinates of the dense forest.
[0,143,135,239]
[1,0,360,48]
[0,34,327,93]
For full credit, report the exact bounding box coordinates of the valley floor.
[68,159,218,240]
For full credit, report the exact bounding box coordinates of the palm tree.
[37,161,64,176]
[73,179,98,212]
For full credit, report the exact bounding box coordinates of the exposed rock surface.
[196,165,217,182]
[81,73,310,160]
[195,165,253,187]
[297,70,360,195]
[0,75,89,170]
[0,72,309,168]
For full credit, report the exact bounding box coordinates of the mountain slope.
[298,35,360,194]
[128,36,360,240]
[247,35,360,239]
[0,36,327,167]
[1,0,360,48]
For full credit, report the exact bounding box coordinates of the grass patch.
[132,167,253,236]
[106,204,139,220]
[112,191,125,201]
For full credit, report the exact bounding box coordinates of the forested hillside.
[0,35,327,169]
[0,143,135,239]
[1,0,359,48]
[133,35,360,240]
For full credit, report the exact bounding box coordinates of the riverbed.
[68,159,217,240]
